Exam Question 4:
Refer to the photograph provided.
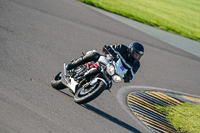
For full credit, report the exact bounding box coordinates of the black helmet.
[128,42,144,62]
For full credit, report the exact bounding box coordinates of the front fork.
[87,69,112,90]
[99,70,112,90]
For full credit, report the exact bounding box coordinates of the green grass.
[156,103,200,133]
[78,0,200,42]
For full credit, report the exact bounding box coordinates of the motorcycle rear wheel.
[74,81,106,104]
[51,72,66,90]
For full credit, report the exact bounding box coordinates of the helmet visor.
[132,51,143,61]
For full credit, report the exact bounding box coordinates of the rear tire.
[74,81,106,104]
[51,72,66,90]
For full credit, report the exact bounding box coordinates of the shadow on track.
[82,104,142,133]
[59,89,74,98]
[56,89,141,132]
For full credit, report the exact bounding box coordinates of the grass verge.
[78,0,200,42]
[156,103,200,133]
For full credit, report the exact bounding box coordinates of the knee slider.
[84,50,100,62]
[93,52,100,61]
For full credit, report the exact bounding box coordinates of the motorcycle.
[51,46,128,104]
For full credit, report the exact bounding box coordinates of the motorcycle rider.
[66,42,144,83]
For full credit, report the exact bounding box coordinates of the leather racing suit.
[105,44,140,83]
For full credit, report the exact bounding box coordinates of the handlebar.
[102,45,118,62]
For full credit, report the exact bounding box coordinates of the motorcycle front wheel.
[74,80,106,104]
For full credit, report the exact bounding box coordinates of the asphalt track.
[0,0,200,133]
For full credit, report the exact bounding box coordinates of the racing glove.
[102,45,109,54]
[124,74,132,83]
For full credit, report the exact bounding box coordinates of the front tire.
[51,72,66,90]
[74,81,106,104]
